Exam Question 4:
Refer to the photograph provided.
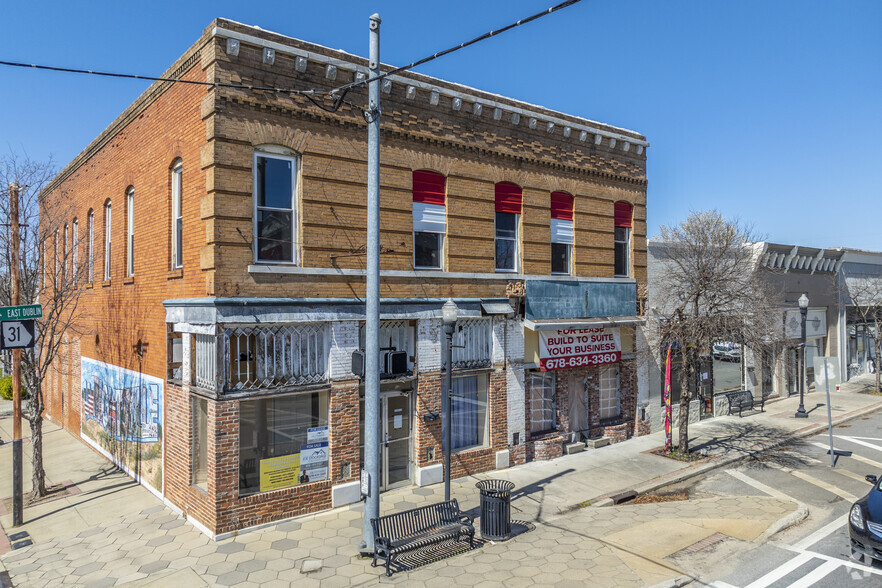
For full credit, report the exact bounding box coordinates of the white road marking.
[767,463,858,502]
[810,441,882,470]
[776,543,882,578]
[835,436,882,454]
[837,436,882,442]
[785,559,840,587]
[710,582,739,588]
[726,469,793,501]
[744,552,813,588]
[793,515,848,551]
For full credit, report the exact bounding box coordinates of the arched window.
[87,210,94,284]
[171,160,183,269]
[126,187,134,277]
[412,170,446,270]
[614,202,632,277]
[253,146,298,263]
[550,192,573,275]
[104,200,112,281]
[495,182,522,272]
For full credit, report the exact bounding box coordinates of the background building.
[40,19,648,536]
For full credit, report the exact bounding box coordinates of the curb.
[587,398,882,509]
[648,574,694,588]
[755,500,810,544]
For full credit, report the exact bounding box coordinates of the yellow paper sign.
[259,454,301,492]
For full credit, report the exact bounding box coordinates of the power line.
[0,60,320,96]
[329,0,583,98]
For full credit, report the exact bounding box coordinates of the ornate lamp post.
[441,298,458,501]
[795,293,809,418]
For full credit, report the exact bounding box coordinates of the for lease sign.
[539,328,621,371]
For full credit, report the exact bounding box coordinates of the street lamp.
[441,298,458,501]
[795,293,809,418]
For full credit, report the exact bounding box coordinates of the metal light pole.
[360,12,382,556]
[441,299,458,501]
[795,293,809,418]
[9,181,23,526]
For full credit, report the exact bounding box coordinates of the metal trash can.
[476,479,515,540]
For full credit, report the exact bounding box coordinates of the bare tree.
[652,210,777,453]
[0,151,88,499]
[840,269,882,394]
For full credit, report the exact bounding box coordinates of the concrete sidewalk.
[0,375,879,587]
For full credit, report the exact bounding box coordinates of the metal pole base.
[794,407,808,418]
[12,438,23,526]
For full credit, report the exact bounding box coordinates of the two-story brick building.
[40,19,649,537]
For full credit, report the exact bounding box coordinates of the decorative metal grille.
[194,334,216,390]
[359,320,414,375]
[225,323,328,391]
[453,318,492,369]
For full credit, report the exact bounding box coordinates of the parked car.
[712,344,741,362]
[848,473,882,563]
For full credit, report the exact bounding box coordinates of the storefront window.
[599,365,620,420]
[239,391,329,495]
[529,372,556,434]
[452,374,488,451]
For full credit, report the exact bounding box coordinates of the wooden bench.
[725,389,764,417]
[370,499,474,577]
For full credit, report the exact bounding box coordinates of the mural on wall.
[80,357,163,493]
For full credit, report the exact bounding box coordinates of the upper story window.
[87,210,94,284]
[104,200,112,280]
[550,192,574,275]
[171,160,183,269]
[54,229,60,282]
[614,201,632,277]
[412,170,446,270]
[254,148,298,263]
[495,182,522,272]
[126,187,135,277]
[63,223,69,282]
[71,219,79,284]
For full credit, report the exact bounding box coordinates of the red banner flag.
[664,343,673,453]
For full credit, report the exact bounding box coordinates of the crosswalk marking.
[785,559,840,587]
[810,441,882,470]
[726,469,793,501]
[777,543,882,578]
[793,515,848,551]
[744,552,813,588]
[835,435,882,454]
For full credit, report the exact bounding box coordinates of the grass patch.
[632,491,689,504]
[651,448,708,462]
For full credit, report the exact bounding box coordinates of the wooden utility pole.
[9,181,23,526]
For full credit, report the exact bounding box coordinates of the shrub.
[0,376,29,401]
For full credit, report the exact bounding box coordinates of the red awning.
[614,201,632,228]
[495,182,522,214]
[413,170,445,206]
[550,192,573,221]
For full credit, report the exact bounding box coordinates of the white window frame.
[104,201,112,281]
[599,364,621,420]
[551,242,572,275]
[494,212,520,273]
[253,149,299,265]
[413,231,444,270]
[87,211,94,284]
[171,160,183,269]
[126,187,134,277]
[614,226,631,277]
[63,223,69,282]
[451,374,489,452]
[529,371,556,434]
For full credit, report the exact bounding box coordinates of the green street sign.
[0,304,43,322]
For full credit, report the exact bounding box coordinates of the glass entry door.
[359,391,413,491]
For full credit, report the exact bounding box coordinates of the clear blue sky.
[2,1,880,250]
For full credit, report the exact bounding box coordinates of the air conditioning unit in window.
[385,351,408,376]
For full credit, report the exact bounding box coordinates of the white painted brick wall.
[505,318,525,362]
[507,363,525,446]
[417,319,441,372]
[492,318,506,364]
[181,334,191,385]
[329,321,359,381]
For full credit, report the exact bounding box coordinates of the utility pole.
[361,12,381,556]
[9,181,23,526]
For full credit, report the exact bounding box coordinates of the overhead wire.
[0,0,584,117]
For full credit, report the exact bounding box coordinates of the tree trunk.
[678,350,692,453]
[25,378,47,499]
[876,339,881,395]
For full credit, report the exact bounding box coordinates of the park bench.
[724,389,764,417]
[370,499,475,577]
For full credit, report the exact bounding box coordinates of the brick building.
[40,19,649,537]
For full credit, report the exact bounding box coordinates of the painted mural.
[80,357,164,493]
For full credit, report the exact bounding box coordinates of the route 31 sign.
[1,320,36,350]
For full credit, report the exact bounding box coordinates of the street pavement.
[0,374,880,587]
